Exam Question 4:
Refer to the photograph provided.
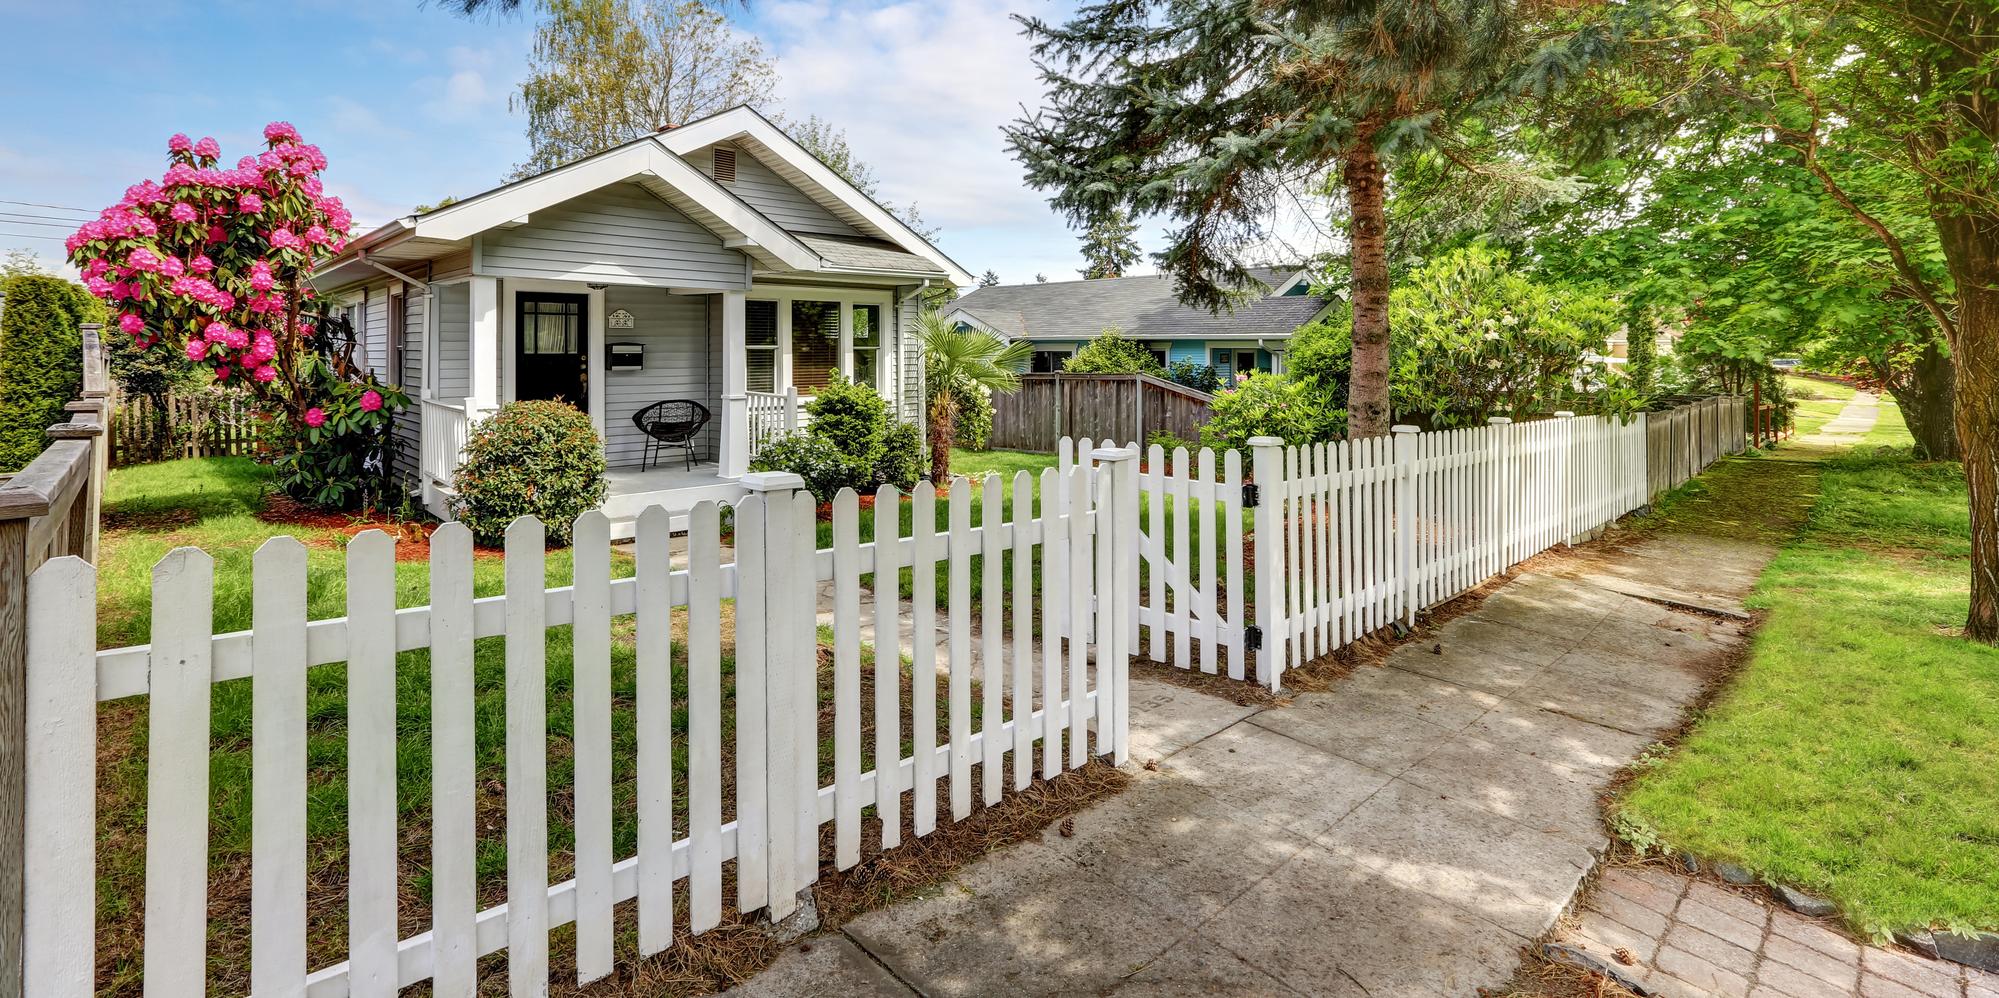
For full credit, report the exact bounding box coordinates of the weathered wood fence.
[0,323,109,998]
[991,373,1211,452]
[14,453,1138,995]
[109,388,259,466]
[1645,396,1746,498]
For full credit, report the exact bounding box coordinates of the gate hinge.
[1241,483,1260,508]
[1244,625,1264,651]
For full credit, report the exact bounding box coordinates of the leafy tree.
[1166,360,1222,394]
[0,275,97,470]
[1064,329,1163,376]
[789,114,937,240]
[512,0,777,178]
[1200,372,1342,451]
[977,269,1000,289]
[1034,273,1047,283]
[2,249,54,281]
[916,311,1030,481]
[1078,208,1141,279]
[1005,0,1624,437]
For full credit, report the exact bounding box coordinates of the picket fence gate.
[21,453,1138,997]
[1113,408,1699,692]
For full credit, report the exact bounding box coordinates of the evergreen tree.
[0,275,98,470]
[977,270,1000,288]
[1005,0,1621,436]
[1078,208,1141,279]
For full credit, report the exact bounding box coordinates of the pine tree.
[978,270,1000,288]
[1077,209,1141,279]
[1005,0,1620,437]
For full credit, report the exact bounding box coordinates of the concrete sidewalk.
[730,531,1766,998]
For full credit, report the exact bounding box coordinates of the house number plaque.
[609,308,636,329]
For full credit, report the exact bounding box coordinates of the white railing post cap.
[1487,416,1513,425]
[1554,410,1576,418]
[1390,424,1419,434]
[1089,445,1138,463]
[1246,436,1285,448]
[739,470,806,493]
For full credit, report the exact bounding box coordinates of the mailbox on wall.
[609,342,644,370]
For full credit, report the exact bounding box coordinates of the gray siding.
[433,282,470,399]
[391,290,427,491]
[477,183,748,290]
[602,288,714,469]
[899,294,924,436]
[363,284,390,379]
[685,143,860,238]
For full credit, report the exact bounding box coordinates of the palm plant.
[916,311,1031,482]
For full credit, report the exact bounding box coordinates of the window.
[1031,349,1071,373]
[851,304,881,389]
[790,299,840,392]
[520,297,581,354]
[746,299,778,392]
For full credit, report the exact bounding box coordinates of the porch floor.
[606,461,730,495]
[602,461,746,537]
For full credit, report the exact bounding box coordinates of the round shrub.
[452,400,607,545]
[748,431,866,502]
[805,375,889,469]
[1199,372,1343,451]
[876,419,925,491]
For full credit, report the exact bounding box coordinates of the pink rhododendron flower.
[238,192,263,214]
[157,256,184,278]
[119,313,144,334]
[204,321,230,342]
[185,339,208,362]
[84,276,114,297]
[205,225,225,244]
[264,121,301,143]
[214,365,232,381]
[126,247,161,272]
[189,254,213,274]
[302,407,326,428]
[253,364,276,384]
[169,202,197,223]
[249,260,275,291]
[304,225,329,245]
[168,134,192,153]
[359,390,383,412]
[192,137,220,159]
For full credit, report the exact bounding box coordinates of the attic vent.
[712,147,737,183]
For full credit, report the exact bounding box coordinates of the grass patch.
[1615,403,1999,940]
[1784,374,1857,402]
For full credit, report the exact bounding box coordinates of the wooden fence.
[991,373,1211,452]
[109,388,259,466]
[0,323,109,997]
[14,455,1137,995]
[1645,396,1745,498]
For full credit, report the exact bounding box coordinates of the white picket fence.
[21,455,1138,996]
[1114,411,1666,691]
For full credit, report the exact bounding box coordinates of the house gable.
[682,142,861,239]
[476,182,748,290]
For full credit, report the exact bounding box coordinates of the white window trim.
[499,277,609,439]
[425,276,475,404]
[746,285,894,399]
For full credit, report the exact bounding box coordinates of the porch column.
[468,276,500,418]
[720,290,750,479]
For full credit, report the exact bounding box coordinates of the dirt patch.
[101,506,200,532]
[258,492,501,561]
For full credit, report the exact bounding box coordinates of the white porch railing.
[420,398,471,490]
[745,388,800,461]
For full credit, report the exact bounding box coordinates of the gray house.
[313,106,972,535]
[941,269,1339,378]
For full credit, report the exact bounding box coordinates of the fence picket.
[1010,472,1035,790]
[833,490,863,869]
[733,490,769,915]
[910,482,940,835]
[1067,463,1091,768]
[429,523,478,993]
[503,517,550,994]
[1223,449,1245,680]
[948,484,973,820]
[1196,447,1218,674]
[981,473,1006,806]
[1170,447,1191,669]
[1146,444,1165,663]
[633,507,674,956]
[872,486,903,849]
[24,557,94,998]
[251,539,308,997]
[571,511,615,983]
[144,547,212,997]
[1040,466,1066,778]
[688,501,725,932]
[346,531,399,997]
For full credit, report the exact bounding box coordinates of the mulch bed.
[257,492,501,562]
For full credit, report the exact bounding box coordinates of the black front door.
[516,293,588,410]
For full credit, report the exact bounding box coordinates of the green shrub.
[1166,360,1221,394]
[876,419,925,491]
[452,400,607,545]
[927,370,993,451]
[0,275,100,471]
[1199,372,1343,452]
[1146,429,1196,454]
[749,432,868,502]
[804,374,889,470]
[1064,328,1163,376]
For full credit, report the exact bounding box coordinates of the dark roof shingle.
[946,270,1335,341]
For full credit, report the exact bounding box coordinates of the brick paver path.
[1551,866,1999,998]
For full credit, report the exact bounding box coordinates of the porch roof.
[793,233,949,278]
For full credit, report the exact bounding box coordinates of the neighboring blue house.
[940,268,1340,380]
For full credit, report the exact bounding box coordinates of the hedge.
[0,275,100,471]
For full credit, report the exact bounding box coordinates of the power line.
[0,215,80,230]
[0,199,94,217]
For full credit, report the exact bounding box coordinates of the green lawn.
[1784,373,1858,402]
[1616,410,1999,940]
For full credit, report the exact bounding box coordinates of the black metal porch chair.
[632,400,711,472]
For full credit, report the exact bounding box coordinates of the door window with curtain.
[851,304,882,389]
[746,299,778,392]
[790,299,840,392]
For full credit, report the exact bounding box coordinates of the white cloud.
[422,46,501,123]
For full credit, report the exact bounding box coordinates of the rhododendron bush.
[66,123,408,509]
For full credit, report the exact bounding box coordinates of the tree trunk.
[1883,340,1959,461]
[1936,211,1999,642]
[928,392,955,484]
[1343,133,1392,438]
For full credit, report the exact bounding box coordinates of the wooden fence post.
[1553,412,1576,544]
[736,470,812,921]
[1091,445,1138,765]
[1392,426,1418,627]
[1486,418,1512,571]
[1249,436,1286,690]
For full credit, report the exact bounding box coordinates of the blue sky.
[0,0,1229,287]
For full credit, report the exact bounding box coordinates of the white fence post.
[1486,417,1513,571]
[1553,412,1576,545]
[1248,436,1286,690]
[737,470,810,921]
[1392,426,1418,627]
[1092,445,1138,765]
